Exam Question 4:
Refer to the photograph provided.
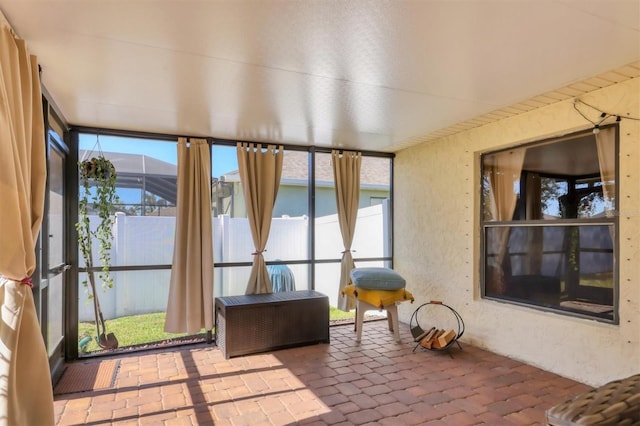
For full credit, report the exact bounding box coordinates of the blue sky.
[78,133,239,176]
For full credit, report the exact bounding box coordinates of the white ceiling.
[1,1,639,152]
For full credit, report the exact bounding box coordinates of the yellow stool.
[342,285,414,343]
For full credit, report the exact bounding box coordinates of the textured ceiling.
[1,1,639,152]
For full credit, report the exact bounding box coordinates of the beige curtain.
[165,138,214,334]
[484,149,525,293]
[595,127,616,218]
[237,143,283,294]
[332,150,361,311]
[485,149,526,222]
[0,24,54,425]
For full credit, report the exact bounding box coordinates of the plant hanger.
[80,131,104,163]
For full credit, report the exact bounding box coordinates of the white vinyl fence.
[79,202,388,321]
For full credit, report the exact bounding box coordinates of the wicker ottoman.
[545,374,640,425]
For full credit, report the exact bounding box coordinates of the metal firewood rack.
[409,300,464,357]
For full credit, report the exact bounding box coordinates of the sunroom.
[0,1,638,425]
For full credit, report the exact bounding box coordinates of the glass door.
[44,126,69,372]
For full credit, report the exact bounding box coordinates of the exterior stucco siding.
[394,77,640,386]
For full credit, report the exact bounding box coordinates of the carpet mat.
[54,360,120,395]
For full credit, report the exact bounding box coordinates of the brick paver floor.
[54,320,591,425]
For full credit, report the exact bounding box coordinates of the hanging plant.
[76,155,119,292]
[568,227,580,272]
[80,156,115,181]
[76,154,120,349]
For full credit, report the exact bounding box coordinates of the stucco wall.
[394,77,640,386]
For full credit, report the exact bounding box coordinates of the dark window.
[481,127,617,322]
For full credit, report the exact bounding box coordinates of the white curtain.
[0,23,54,425]
[595,127,616,218]
[165,138,214,334]
[332,150,361,311]
[237,143,283,294]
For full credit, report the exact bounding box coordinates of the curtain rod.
[70,126,396,158]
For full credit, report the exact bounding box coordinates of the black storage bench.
[215,290,330,359]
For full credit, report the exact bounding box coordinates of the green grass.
[79,307,356,354]
[329,306,355,320]
[78,312,191,354]
[579,279,613,289]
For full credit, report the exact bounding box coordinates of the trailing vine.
[568,227,580,272]
[76,156,119,293]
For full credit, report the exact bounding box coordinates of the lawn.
[79,307,355,354]
[78,312,191,353]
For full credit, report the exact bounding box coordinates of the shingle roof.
[224,151,390,187]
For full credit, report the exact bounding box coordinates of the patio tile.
[53,320,592,425]
[57,410,88,425]
[210,401,238,420]
[345,408,383,424]
[111,405,139,421]
[376,401,412,417]
[164,417,195,426]
[333,400,361,415]
[440,410,483,425]
[431,400,465,417]
[352,378,374,389]
[334,381,361,396]
[506,407,546,424]
[422,391,454,405]
[349,393,378,410]
[315,409,349,424]
[486,399,526,416]
[396,410,438,425]
[445,384,480,399]
[362,383,393,396]
[476,410,521,425]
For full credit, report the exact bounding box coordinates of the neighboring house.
[216,152,390,218]
[85,150,390,219]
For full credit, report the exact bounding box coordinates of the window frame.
[68,127,395,359]
[480,126,619,324]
